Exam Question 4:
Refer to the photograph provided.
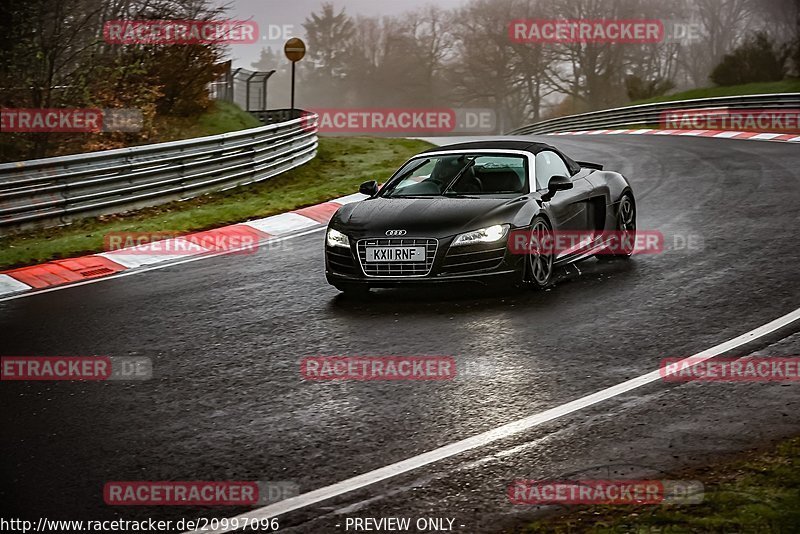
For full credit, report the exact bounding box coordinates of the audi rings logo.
[385,229,407,236]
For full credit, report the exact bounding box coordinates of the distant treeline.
[253,0,800,130]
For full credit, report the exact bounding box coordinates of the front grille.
[357,238,437,277]
[326,245,358,275]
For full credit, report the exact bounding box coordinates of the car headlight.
[452,224,509,246]
[326,228,350,248]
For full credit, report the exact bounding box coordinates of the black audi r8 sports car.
[325,139,636,294]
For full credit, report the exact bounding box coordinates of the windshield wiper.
[442,156,476,195]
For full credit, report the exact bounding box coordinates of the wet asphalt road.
[1,134,800,532]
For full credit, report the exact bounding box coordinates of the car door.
[535,151,597,258]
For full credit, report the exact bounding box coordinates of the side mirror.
[543,175,573,200]
[359,180,379,197]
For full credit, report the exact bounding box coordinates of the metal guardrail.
[508,93,800,135]
[0,110,318,235]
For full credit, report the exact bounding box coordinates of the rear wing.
[577,160,603,171]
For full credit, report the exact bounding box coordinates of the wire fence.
[209,66,276,112]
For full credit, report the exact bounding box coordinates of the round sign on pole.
[284,38,306,62]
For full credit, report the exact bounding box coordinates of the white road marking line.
[190,307,800,534]
[242,212,318,235]
[0,227,327,303]
[713,131,744,138]
[332,193,370,205]
[0,274,32,296]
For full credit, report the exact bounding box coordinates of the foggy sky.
[227,0,469,68]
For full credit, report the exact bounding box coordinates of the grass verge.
[521,436,800,533]
[0,137,434,270]
[151,101,263,142]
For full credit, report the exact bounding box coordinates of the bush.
[711,32,788,86]
[791,37,800,78]
[625,75,675,101]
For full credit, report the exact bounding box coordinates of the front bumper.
[325,234,525,287]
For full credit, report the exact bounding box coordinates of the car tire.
[527,216,555,289]
[597,192,636,261]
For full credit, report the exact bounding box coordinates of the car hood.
[331,196,528,238]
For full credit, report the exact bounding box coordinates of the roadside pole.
[284,38,307,118]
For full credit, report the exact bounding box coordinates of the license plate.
[365,246,425,262]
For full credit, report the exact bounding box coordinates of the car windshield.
[382,153,528,197]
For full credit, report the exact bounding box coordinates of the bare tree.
[677,0,758,85]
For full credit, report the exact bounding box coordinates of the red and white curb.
[0,192,369,299]
[549,128,800,142]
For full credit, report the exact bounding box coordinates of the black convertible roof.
[421,138,582,176]
[421,139,555,154]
